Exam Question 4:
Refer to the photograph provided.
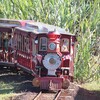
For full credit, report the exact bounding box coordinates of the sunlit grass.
[0,81,15,100]
[81,80,100,91]
[0,81,14,89]
[0,81,24,100]
[0,93,15,100]
[0,81,15,95]
[0,93,22,100]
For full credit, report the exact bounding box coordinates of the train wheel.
[62,79,70,89]
[32,78,40,87]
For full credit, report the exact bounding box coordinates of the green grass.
[0,81,14,94]
[81,80,100,91]
[0,93,15,100]
[0,93,23,100]
[0,81,23,100]
[0,81,14,100]
[0,81,14,89]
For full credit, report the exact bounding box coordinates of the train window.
[3,33,9,51]
[17,34,19,49]
[24,37,27,52]
[26,37,30,53]
[19,34,21,50]
[32,39,36,55]
[17,34,21,50]
[13,33,17,48]
[22,35,25,51]
[39,37,47,51]
[8,34,12,47]
[0,32,2,48]
[20,34,22,50]
[22,35,24,51]
[17,34,19,50]
[0,32,12,51]
[24,36,30,53]
[61,38,69,52]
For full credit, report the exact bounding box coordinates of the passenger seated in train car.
[3,33,9,51]
[8,34,14,62]
[0,32,3,61]
[3,33,9,61]
[1,33,12,61]
[8,35,12,47]
[0,32,2,50]
[0,32,7,61]
[61,38,69,52]
[9,33,17,63]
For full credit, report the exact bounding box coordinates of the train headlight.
[43,53,61,70]
[48,43,56,50]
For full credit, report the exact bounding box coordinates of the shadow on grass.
[75,87,100,100]
[0,72,40,94]
[0,89,14,94]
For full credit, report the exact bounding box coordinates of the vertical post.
[30,34,32,70]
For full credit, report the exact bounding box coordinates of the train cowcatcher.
[0,19,77,91]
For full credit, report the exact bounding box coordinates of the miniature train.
[0,19,77,90]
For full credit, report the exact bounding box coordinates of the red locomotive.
[0,19,77,90]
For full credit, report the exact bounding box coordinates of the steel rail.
[54,90,62,100]
[33,91,42,100]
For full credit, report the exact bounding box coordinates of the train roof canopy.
[0,19,22,27]
[0,23,19,28]
[16,22,75,36]
[0,19,34,27]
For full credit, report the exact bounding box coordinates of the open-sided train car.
[0,19,33,67]
[12,22,77,90]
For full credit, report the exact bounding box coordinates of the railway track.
[33,91,59,100]
[33,89,74,100]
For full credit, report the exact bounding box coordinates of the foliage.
[0,0,100,83]
[0,2,4,17]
